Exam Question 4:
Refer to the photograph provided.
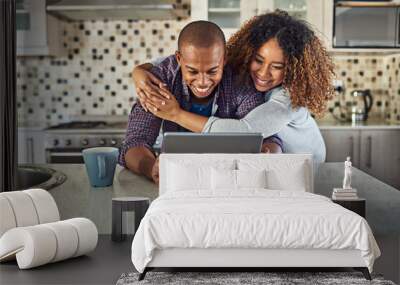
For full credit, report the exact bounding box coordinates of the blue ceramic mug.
[82,147,119,187]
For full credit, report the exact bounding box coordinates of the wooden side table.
[332,198,366,218]
[112,197,150,242]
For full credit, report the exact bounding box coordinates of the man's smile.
[192,85,214,97]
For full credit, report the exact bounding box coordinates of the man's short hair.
[177,21,226,51]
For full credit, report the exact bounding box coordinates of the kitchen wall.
[17,18,190,126]
[17,17,400,126]
[327,53,400,123]
[386,54,400,123]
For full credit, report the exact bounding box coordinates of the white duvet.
[131,190,380,273]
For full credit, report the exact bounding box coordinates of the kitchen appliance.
[45,121,126,164]
[44,120,162,163]
[16,0,62,56]
[350,89,374,121]
[46,0,189,21]
[333,1,400,48]
[331,83,374,123]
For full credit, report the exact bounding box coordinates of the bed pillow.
[236,169,267,189]
[166,160,235,192]
[167,163,210,191]
[211,169,236,190]
[265,167,306,191]
[238,159,308,191]
[211,169,267,190]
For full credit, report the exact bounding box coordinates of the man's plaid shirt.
[119,55,281,167]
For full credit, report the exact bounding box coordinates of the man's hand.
[151,157,160,185]
[261,142,282,154]
[125,147,158,183]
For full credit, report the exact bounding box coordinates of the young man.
[119,21,282,184]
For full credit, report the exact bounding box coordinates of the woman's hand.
[132,64,169,111]
[143,86,182,122]
[261,142,282,153]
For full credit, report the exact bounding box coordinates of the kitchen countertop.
[18,120,400,132]
[44,163,400,236]
[17,125,46,131]
[317,117,400,130]
[43,128,127,134]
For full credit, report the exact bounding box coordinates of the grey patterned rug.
[116,271,396,285]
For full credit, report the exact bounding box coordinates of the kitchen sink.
[16,165,67,190]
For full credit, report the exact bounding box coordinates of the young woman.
[133,11,335,163]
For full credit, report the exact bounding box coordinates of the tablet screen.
[161,132,263,153]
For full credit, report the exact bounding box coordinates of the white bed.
[131,154,380,280]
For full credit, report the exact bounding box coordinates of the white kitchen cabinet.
[17,0,63,56]
[191,0,325,41]
[256,0,325,35]
[18,128,46,164]
[191,0,257,39]
[321,129,400,190]
[256,0,328,49]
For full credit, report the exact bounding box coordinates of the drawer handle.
[366,136,372,168]
[27,138,34,163]
[349,136,354,160]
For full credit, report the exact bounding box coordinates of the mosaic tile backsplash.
[17,19,400,126]
[17,18,190,126]
[328,54,400,123]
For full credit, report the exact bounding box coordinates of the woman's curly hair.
[227,10,335,116]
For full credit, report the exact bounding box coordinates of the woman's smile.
[252,73,272,88]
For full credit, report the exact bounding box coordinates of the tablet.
[161,132,263,153]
